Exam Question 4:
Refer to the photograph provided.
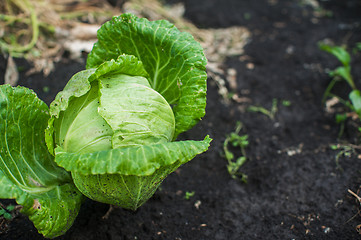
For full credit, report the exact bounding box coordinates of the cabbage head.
[46,14,211,210]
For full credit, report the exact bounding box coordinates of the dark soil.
[1,0,361,239]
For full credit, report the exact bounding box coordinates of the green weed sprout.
[248,98,278,120]
[184,191,195,200]
[319,43,361,119]
[0,205,15,220]
[247,98,291,120]
[353,42,361,54]
[330,144,356,170]
[223,122,249,182]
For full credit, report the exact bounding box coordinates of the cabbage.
[0,13,210,238]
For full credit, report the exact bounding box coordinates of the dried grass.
[1,0,251,99]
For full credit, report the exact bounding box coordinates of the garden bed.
[1,0,361,239]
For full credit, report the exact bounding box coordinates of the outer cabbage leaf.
[54,136,211,176]
[71,163,180,210]
[86,13,207,138]
[0,168,23,199]
[0,85,83,238]
[0,85,70,192]
[54,137,211,210]
[1,170,83,238]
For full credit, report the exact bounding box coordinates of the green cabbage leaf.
[86,13,207,139]
[0,85,83,238]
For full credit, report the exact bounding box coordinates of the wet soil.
[1,0,361,239]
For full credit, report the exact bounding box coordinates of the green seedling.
[319,43,361,119]
[353,42,361,54]
[244,12,252,20]
[0,205,15,220]
[330,144,356,170]
[248,98,278,120]
[335,113,348,138]
[42,86,50,93]
[319,44,354,86]
[184,191,195,200]
[282,100,292,107]
[314,7,333,18]
[223,122,249,182]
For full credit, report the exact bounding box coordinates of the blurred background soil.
[1,0,361,239]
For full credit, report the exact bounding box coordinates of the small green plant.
[335,113,348,138]
[248,98,278,120]
[319,43,361,121]
[320,43,361,169]
[243,12,252,20]
[314,6,333,18]
[223,122,249,182]
[247,98,291,120]
[330,144,357,170]
[353,42,361,54]
[0,205,15,220]
[184,191,195,200]
[282,100,292,107]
